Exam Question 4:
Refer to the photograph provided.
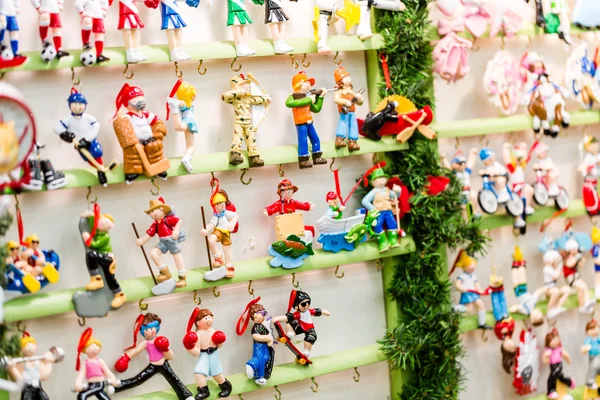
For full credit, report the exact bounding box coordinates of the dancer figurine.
[75,0,109,64]
[334,66,364,152]
[31,0,70,62]
[166,79,198,173]
[74,328,120,399]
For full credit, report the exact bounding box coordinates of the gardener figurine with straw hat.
[136,197,187,289]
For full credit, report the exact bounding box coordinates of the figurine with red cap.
[75,0,110,64]
[31,0,70,62]
[183,308,232,399]
[285,71,328,169]
[166,79,198,173]
[334,66,364,152]
[201,181,239,282]
[115,313,193,399]
[74,328,120,398]
[113,83,170,184]
[113,0,155,63]
[325,191,345,219]
[502,142,535,216]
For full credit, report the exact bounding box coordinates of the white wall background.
[434,1,600,398]
[0,0,392,398]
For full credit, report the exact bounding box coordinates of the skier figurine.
[236,297,274,386]
[285,71,328,169]
[75,0,110,64]
[325,191,345,219]
[361,166,401,252]
[113,0,155,63]
[166,79,198,173]
[183,308,233,399]
[0,0,25,66]
[31,0,70,62]
[201,183,239,282]
[113,83,170,184]
[356,0,405,40]
[74,328,120,399]
[543,329,575,398]
[261,0,294,54]
[334,66,364,151]
[222,73,271,167]
[581,319,600,396]
[54,89,117,187]
[21,144,67,191]
[159,0,199,62]
[136,198,188,288]
[115,313,194,399]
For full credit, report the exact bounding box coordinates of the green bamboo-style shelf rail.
[0,34,384,73]
[125,343,385,399]
[3,237,415,323]
[529,386,584,400]
[3,136,407,195]
[428,23,594,41]
[433,111,600,138]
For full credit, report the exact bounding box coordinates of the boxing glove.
[114,354,130,373]
[182,331,198,350]
[154,336,170,352]
[212,330,226,345]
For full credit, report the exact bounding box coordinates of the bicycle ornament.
[477,147,524,217]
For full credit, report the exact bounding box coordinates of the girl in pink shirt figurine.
[114,313,194,400]
[543,329,575,399]
[74,328,121,399]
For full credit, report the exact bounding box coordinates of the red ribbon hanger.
[236,297,262,336]
[124,314,145,351]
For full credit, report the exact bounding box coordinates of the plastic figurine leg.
[356,0,372,40]
[157,361,194,399]
[172,252,187,288]
[243,126,263,166]
[232,25,255,57]
[317,11,331,53]
[270,22,293,54]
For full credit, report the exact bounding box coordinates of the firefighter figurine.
[334,66,364,152]
[31,0,70,62]
[75,0,110,64]
[222,73,271,168]
[285,71,328,169]
[54,89,117,187]
[113,83,170,184]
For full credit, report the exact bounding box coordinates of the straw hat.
[145,198,172,215]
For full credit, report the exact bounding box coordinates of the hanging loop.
[279,164,285,177]
[240,169,252,185]
[334,265,345,279]
[174,62,183,78]
[16,320,25,333]
[213,287,221,298]
[123,64,134,79]
[230,57,242,72]
[471,38,480,52]
[86,186,98,205]
[248,280,255,296]
[150,179,161,196]
[139,298,148,311]
[454,137,460,149]
[0,72,6,80]
[301,53,310,68]
[193,290,202,305]
[291,273,300,288]
[197,59,207,75]
[78,317,86,327]
[290,54,299,69]
[274,386,282,400]
[353,367,360,382]
[333,52,342,66]
[329,158,338,172]
[310,377,319,393]
[71,67,81,86]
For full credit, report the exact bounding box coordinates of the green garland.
[373,1,489,399]
[0,211,21,360]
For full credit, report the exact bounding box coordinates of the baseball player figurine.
[31,0,70,61]
[0,0,26,66]
[227,0,262,57]
[112,0,155,63]
[54,89,117,187]
[260,0,294,54]
[75,0,109,63]
[159,0,199,62]
[356,0,405,40]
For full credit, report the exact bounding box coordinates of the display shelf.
[478,199,586,231]
[0,34,384,73]
[433,111,600,138]
[528,386,584,400]
[125,343,385,399]
[428,22,593,41]
[3,136,408,195]
[3,237,415,323]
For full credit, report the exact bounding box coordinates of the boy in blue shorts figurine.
[0,0,22,63]
[581,319,600,395]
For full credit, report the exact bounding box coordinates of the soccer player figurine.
[159,0,199,62]
[0,0,25,65]
[543,329,575,398]
[54,89,117,187]
[31,0,70,62]
[285,71,327,169]
[261,0,294,54]
[115,313,194,399]
[75,0,109,64]
[334,66,364,152]
[183,308,233,399]
[166,79,198,173]
[74,328,120,398]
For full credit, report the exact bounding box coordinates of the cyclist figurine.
[479,147,510,204]
[502,142,535,215]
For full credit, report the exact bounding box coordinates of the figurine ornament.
[0,0,27,68]
[543,329,575,399]
[580,135,600,217]
[334,66,364,152]
[31,0,70,62]
[74,328,119,399]
[564,43,600,109]
[75,0,109,65]
[166,79,198,173]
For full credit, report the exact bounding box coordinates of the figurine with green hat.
[361,164,401,252]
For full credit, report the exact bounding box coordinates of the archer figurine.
[582,319,600,396]
[356,0,405,40]
[136,198,188,289]
[159,0,199,62]
[285,71,328,169]
[166,79,198,173]
[361,166,401,252]
[273,290,330,361]
[74,328,120,399]
[201,184,239,282]
[326,191,345,219]
[31,0,70,62]
[236,297,274,386]
[334,66,364,152]
[54,89,117,187]
[75,0,109,64]
[543,329,575,398]
[592,226,600,299]
[227,0,261,56]
[115,0,155,63]
[222,74,271,167]
[113,83,170,184]
[581,135,600,217]
[183,308,233,399]
[115,313,194,399]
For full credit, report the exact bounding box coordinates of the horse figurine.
[527,74,570,138]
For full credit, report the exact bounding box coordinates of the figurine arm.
[187,343,200,357]
[99,360,118,384]
[125,340,147,359]
[227,213,239,231]
[361,190,375,211]
[136,233,151,247]
[163,348,174,361]
[91,234,110,249]
[310,96,325,113]
[292,199,312,211]
[455,278,466,293]
[252,333,273,344]
[74,365,86,392]
[264,201,280,216]
[581,342,592,355]
[467,148,477,169]
[271,315,288,323]
[5,363,20,383]
[562,349,572,364]
[285,95,312,108]
[333,90,345,106]
[221,90,240,104]
[249,95,271,106]
[542,349,551,364]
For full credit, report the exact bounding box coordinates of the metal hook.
[123,64,134,79]
[71,67,81,86]
[230,57,242,72]
[213,287,221,298]
[238,395,244,400]
[290,54,299,69]
[454,137,460,149]
[139,298,148,311]
[481,329,489,341]
[86,186,98,204]
[301,53,311,68]
[527,35,533,49]
[333,52,342,66]
[353,367,360,383]
[471,38,480,52]
[329,158,339,172]
[274,386,282,400]
[193,290,202,305]
[500,36,506,50]
[16,321,25,333]
[240,169,252,185]
[174,62,183,78]
[78,317,86,327]
[197,59,207,75]
[334,265,345,279]
[0,71,5,80]
[248,280,255,296]
[310,377,319,393]
[291,273,300,288]
[375,259,383,271]
[279,164,285,177]
[13,194,19,210]
[210,172,217,187]
[150,179,161,196]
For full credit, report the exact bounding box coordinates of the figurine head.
[543,249,562,267]
[334,66,351,88]
[545,329,561,349]
[250,304,267,324]
[533,142,549,159]
[24,234,40,250]
[6,240,19,256]
[521,52,545,75]
[500,338,516,374]
[292,72,315,94]
[513,142,527,163]
[564,238,579,255]
[195,309,214,330]
[369,168,389,189]
[140,313,161,340]
[175,81,197,108]
[20,333,37,357]
[115,83,145,116]
[326,191,340,207]
[277,179,298,201]
[97,214,114,232]
[479,148,494,166]
[584,136,599,154]
[530,309,544,327]
[210,190,229,214]
[587,320,600,337]
[145,199,172,220]
[0,121,18,175]
[230,74,251,90]
[84,338,102,358]
[454,250,476,274]
[494,318,515,341]
[68,89,88,116]
[290,290,311,312]
[450,151,467,171]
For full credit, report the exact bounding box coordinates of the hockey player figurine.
[75,0,109,64]
[361,166,401,252]
[183,308,233,399]
[74,328,120,398]
[113,0,154,63]
[236,297,274,386]
[543,329,575,398]
[260,0,294,54]
[227,0,261,57]
[54,89,117,187]
[202,183,239,282]
[115,313,194,399]
[31,0,69,62]
[113,83,170,184]
[166,79,198,173]
[273,290,330,361]
[136,198,188,288]
[160,0,199,62]
[334,66,364,152]
[222,74,271,167]
[325,191,345,219]
[285,71,328,169]
[356,0,405,40]
[0,0,26,67]
[581,320,600,396]
[21,144,67,191]
[591,227,600,299]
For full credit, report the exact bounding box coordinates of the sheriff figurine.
[222,74,271,168]
[31,0,70,61]
[183,308,233,399]
[334,66,364,151]
[74,0,110,63]
[285,71,327,169]
[74,328,120,399]
[113,83,170,184]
